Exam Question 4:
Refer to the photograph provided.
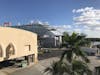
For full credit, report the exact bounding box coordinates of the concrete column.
[34,53,38,64]
[54,37,57,47]
[59,36,62,47]
[59,36,62,44]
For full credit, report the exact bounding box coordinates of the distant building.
[11,21,62,48]
[3,22,12,27]
[0,27,38,64]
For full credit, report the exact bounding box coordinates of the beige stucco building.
[0,27,38,64]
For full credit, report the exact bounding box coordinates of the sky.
[0,0,99,25]
[0,0,100,37]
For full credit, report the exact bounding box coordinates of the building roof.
[11,23,62,38]
[51,30,62,36]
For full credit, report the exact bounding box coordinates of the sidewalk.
[0,57,59,75]
[1,56,100,75]
[10,57,59,75]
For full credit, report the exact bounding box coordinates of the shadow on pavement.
[0,60,15,69]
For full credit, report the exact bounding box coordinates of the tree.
[71,60,92,75]
[44,32,92,75]
[44,61,71,75]
[44,60,92,75]
[60,32,90,63]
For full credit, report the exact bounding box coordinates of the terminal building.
[11,21,62,48]
[0,27,38,64]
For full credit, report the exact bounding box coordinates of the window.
[6,43,15,57]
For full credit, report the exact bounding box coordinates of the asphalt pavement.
[10,65,42,75]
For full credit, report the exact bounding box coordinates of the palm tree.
[44,61,72,75]
[60,32,92,75]
[71,60,92,75]
[60,32,90,63]
[44,32,92,75]
[44,60,92,75]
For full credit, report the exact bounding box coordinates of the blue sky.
[0,0,99,26]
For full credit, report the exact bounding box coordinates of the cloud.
[54,25,72,29]
[72,7,100,38]
[53,25,84,34]
[52,23,100,38]
[73,7,93,13]
[94,27,100,31]
[83,29,100,38]
[73,28,82,33]
[53,24,100,38]
[53,25,73,33]
[73,7,100,27]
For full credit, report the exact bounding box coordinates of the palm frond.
[73,47,90,63]
[44,61,72,75]
[44,67,53,73]
[60,50,73,62]
[63,32,70,42]
[72,60,92,75]
[44,61,59,75]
